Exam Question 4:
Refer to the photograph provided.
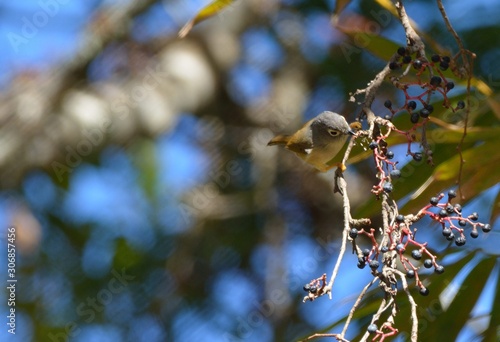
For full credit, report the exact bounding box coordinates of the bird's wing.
[285,121,314,156]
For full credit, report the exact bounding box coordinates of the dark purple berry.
[431,54,441,63]
[439,61,449,70]
[411,250,422,260]
[390,169,401,178]
[369,260,380,269]
[396,214,405,223]
[349,228,358,239]
[420,108,430,118]
[482,224,492,233]
[386,151,394,159]
[446,233,455,241]
[407,101,417,110]
[309,286,317,293]
[413,152,422,162]
[389,61,400,70]
[303,284,311,292]
[446,82,455,91]
[458,220,466,227]
[435,265,445,274]
[396,243,405,253]
[410,112,420,124]
[442,56,451,63]
[424,259,433,268]
[448,190,457,199]
[362,248,371,257]
[439,209,448,218]
[383,182,393,193]
[419,287,430,296]
[425,104,434,113]
[446,205,454,214]
[457,100,465,109]
[413,59,423,69]
[470,230,479,239]
[380,246,389,253]
[430,197,439,206]
[397,47,406,56]
[357,261,366,269]
[367,324,378,334]
[454,204,462,213]
[442,227,452,237]
[406,269,415,278]
[430,76,442,87]
[455,236,466,246]
[402,55,412,64]
[469,212,479,221]
[384,100,392,108]
[369,141,378,150]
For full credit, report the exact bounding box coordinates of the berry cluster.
[367,322,398,340]
[423,190,491,243]
[364,49,474,197]
[302,273,327,302]
[349,227,381,271]
[349,189,492,297]
[365,139,402,197]
[384,47,465,117]
[380,49,467,165]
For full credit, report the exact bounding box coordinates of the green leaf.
[340,31,400,62]
[483,263,500,341]
[434,142,499,181]
[489,188,500,224]
[387,251,477,341]
[352,118,500,217]
[434,256,497,341]
[179,0,235,38]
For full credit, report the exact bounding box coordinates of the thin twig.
[393,269,418,342]
[456,60,474,200]
[436,0,464,51]
[340,278,378,338]
[351,0,426,124]
[317,2,474,342]
[301,333,349,342]
[326,172,351,294]
[326,132,371,293]
[436,0,476,200]
[395,0,425,56]
[351,66,392,122]
[359,296,394,342]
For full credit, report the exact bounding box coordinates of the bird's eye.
[328,129,340,137]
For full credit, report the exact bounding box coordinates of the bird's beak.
[348,129,356,135]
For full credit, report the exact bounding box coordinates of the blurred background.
[0,0,499,341]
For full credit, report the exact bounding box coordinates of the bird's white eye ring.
[328,129,340,136]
